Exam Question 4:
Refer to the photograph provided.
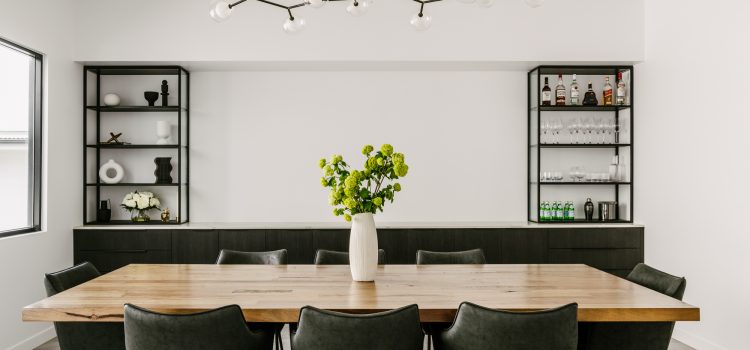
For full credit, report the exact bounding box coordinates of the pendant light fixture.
[209,0,540,33]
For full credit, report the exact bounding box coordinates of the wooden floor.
[34,327,695,350]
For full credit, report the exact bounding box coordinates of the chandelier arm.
[228,0,249,9]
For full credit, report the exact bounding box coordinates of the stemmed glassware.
[551,118,563,144]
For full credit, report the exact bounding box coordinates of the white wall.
[636,1,750,349]
[72,0,645,64]
[0,0,81,348]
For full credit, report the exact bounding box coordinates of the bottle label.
[542,91,551,101]
[571,88,579,98]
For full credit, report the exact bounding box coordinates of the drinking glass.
[582,117,594,144]
[541,120,550,144]
[551,119,563,144]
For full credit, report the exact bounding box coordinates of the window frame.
[0,37,43,238]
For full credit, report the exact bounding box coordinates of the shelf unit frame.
[83,65,190,225]
[527,65,634,224]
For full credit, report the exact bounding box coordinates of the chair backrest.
[292,304,424,350]
[435,302,578,350]
[416,249,486,265]
[314,249,386,265]
[44,261,101,296]
[124,304,274,350]
[215,249,287,265]
[627,263,687,300]
[44,262,125,350]
[579,264,687,350]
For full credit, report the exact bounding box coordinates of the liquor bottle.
[616,72,627,105]
[570,74,580,105]
[541,77,552,106]
[582,82,598,106]
[603,77,613,106]
[555,74,566,106]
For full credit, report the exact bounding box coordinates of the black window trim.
[0,36,43,239]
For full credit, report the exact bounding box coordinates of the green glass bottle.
[562,201,570,221]
[556,201,564,221]
[539,201,547,222]
[568,201,576,221]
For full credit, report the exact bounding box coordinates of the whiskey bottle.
[541,77,552,106]
[555,74,566,105]
[603,77,613,106]
[616,72,627,105]
[570,74,580,105]
[582,82,598,106]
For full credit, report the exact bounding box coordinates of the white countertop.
[74,221,643,230]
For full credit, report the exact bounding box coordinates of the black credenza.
[73,226,644,278]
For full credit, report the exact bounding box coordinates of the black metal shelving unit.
[528,65,634,224]
[83,65,189,225]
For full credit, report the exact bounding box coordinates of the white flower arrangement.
[122,191,160,215]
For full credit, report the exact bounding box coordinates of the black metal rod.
[228,0,248,9]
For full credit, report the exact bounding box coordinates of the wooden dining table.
[22,264,699,323]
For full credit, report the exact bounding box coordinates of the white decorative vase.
[349,213,379,282]
[156,121,171,145]
[99,159,124,184]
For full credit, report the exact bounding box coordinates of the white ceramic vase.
[156,121,171,145]
[349,213,379,282]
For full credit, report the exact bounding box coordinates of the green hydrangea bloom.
[324,165,334,176]
[344,187,357,197]
[367,157,378,169]
[344,214,352,222]
[319,158,327,169]
[362,144,374,155]
[332,190,342,200]
[373,197,383,206]
[344,176,358,189]
[392,153,404,165]
[376,157,384,166]
[394,183,401,192]
[321,177,328,187]
[395,163,409,177]
[333,208,341,216]
[344,198,358,209]
[380,144,394,156]
[331,154,343,165]
[363,169,371,177]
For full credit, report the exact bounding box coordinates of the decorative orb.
[103,93,120,106]
[209,0,233,22]
[346,0,372,16]
[524,0,545,8]
[410,13,432,31]
[283,18,307,34]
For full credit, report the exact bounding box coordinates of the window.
[0,37,42,237]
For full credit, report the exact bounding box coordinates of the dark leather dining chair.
[314,249,386,265]
[124,304,274,350]
[416,249,486,265]
[215,249,288,265]
[579,263,687,350]
[216,248,288,349]
[434,302,579,350]
[44,262,125,350]
[291,304,424,350]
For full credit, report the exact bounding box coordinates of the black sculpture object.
[160,80,169,107]
[144,91,159,106]
[154,157,173,184]
[584,198,595,221]
[96,200,111,223]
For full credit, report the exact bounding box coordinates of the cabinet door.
[453,229,501,264]
[172,230,219,264]
[548,249,642,271]
[76,250,172,273]
[265,230,314,264]
[500,228,548,264]
[218,230,267,252]
[408,229,455,257]
[377,229,411,264]
[313,230,349,253]
[548,228,642,249]
[75,229,171,251]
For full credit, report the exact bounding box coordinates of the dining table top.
[22,264,699,323]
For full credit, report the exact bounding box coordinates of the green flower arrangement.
[320,144,409,222]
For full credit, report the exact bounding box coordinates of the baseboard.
[6,326,55,350]
[673,328,726,350]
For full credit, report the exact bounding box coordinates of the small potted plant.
[319,144,409,281]
[121,191,161,223]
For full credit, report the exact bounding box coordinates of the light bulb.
[410,13,432,31]
[346,0,372,17]
[477,0,495,7]
[454,0,476,3]
[524,0,545,8]
[283,17,307,34]
[209,0,233,22]
[307,0,325,9]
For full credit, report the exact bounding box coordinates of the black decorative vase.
[584,198,595,221]
[96,200,111,223]
[144,91,159,106]
[154,157,173,184]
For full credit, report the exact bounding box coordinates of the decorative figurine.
[160,208,171,223]
[584,198,595,221]
[96,199,111,223]
[103,93,121,106]
[104,132,125,144]
[144,91,159,106]
[154,157,173,184]
[160,80,169,107]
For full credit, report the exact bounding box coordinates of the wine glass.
[551,118,563,144]
[582,117,594,144]
[541,120,550,144]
